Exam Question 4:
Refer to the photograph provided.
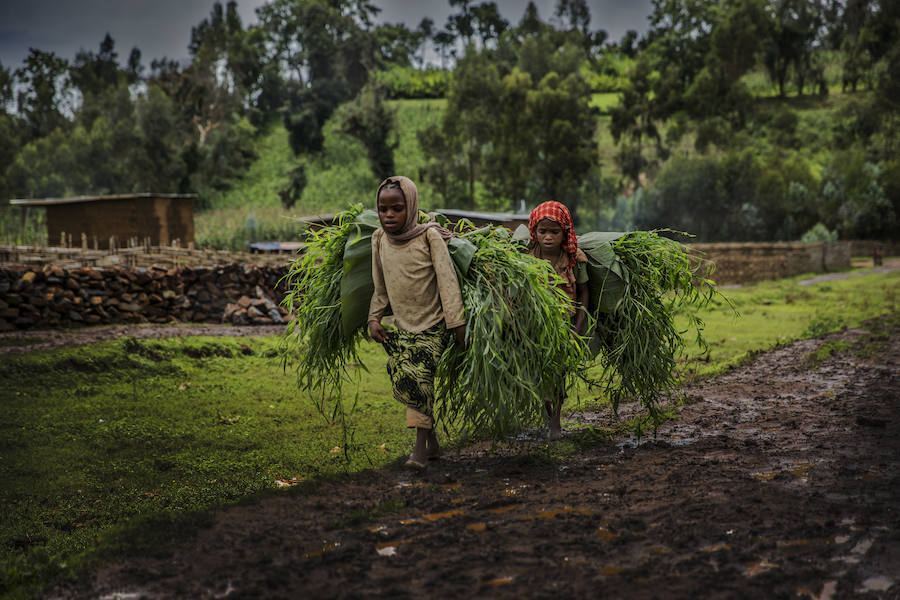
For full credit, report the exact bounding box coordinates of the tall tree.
[433,30,456,69]
[417,17,435,67]
[555,0,591,36]
[448,0,475,47]
[14,49,71,141]
[472,2,508,48]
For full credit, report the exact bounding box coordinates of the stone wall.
[688,241,852,284]
[846,240,900,260]
[0,263,289,332]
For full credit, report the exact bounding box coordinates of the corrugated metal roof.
[10,193,197,206]
[435,208,530,221]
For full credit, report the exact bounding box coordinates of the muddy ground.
[47,312,899,600]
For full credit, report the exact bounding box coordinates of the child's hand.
[454,325,467,349]
[369,320,387,343]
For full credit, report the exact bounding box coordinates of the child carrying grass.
[528,201,590,439]
[368,176,467,469]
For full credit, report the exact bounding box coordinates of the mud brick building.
[10,193,196,249]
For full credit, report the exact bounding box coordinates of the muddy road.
[60,314,899,599]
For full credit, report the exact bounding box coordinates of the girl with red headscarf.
[528,200,590,439]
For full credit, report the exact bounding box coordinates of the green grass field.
[1,265,897,597]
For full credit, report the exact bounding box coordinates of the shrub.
[375,66,450,99]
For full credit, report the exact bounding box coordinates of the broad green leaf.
[448,237,477,275]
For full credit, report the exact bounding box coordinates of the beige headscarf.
[376,176,453,242]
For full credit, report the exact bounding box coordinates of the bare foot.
[426,430,441,461]
[404,454,427,470]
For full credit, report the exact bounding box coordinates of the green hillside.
[195,99,446,250]
[194,89,871,250]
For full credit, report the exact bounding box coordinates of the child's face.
[377,187,407,234]
[535,219,564,252]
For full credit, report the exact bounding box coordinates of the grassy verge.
[0,335,412,597]
[1,267,897,596]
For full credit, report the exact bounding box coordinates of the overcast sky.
[0,0,652,71]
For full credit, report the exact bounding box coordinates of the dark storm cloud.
[0,0,263,69]
[0,0,651,71]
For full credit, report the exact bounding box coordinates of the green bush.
[801,222,838,243]
[375,66,450,99]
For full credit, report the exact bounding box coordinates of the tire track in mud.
[64,314,900,600]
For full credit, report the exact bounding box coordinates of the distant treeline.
[1,0,898,243]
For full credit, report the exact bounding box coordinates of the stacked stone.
[0,264,290,331]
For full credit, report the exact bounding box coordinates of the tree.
[518,71,598,220]
[448,0,475,47]
[609,57,665,187]
[683,0,769,132]
[374,23,420,67]
[15,49,71,141]
[433,30,456,69]
[471,2,508,49]
[340,82,397,181]
[618,30,639,57]
[258,0,378,154]
[644,0,718,92]
[762,0,821,97]
[70,33,123,99]
[0,61,14,112]
[417,17,435,67]
[518,2,545,37]
[555,0,591,36]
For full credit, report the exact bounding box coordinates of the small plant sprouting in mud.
[803,315,846,338]
[803,340,852,365]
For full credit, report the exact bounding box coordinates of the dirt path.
[56,314,899,599]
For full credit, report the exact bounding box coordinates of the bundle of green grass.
[280,204,722,439]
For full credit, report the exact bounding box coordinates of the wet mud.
[59,314,899,599]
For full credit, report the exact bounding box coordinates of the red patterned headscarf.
[529,201,578,267]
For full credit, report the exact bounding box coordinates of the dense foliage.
[2,0,899,244]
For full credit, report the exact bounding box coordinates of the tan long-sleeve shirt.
[368,227,466,333]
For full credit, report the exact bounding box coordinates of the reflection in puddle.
[423,509,463,521]
[744,559,778,577]
[518,507,591,521]
[858,576,893,593]
[376,545,397,557]
[487,504,521,515]
[796,580,837,600]
[400,509,464,525]
[851,538,873,555]
[596,527,617,541]
[776,539,817,548]
[832,534,850,544]
[751,471,777,481]
[376,534,430,550]
[487,576,514,585]
[303,541,340,559]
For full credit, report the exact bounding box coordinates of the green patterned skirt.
[383,322,450,427]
